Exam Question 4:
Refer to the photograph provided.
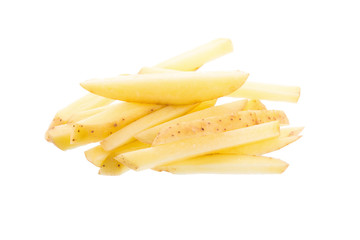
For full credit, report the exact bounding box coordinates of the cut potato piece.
[135,99,248,144]
[116,121,280,171]
[155,38,233,71]
[101,104,197,151]
[98,157,129,176]
[153,155,288,174]
[218,135,301,155]
[186,99,217,114]
[243,99,267,110]
[153,110,288,146]
[229,82,301,102]
[47,124,83,150]
[47,93,113,129]
[67,105,109,123]
[86,141,150,167]
[80,71,249,105]
[71,102,163,145]
[139,66,178,74]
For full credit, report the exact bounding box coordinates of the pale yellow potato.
[153,154,289,174]
[98,157,129,176]
[101,104,197,151]
[152,110,288,146]
[229,81,301,102]
[155,38,233,71]
[116,121,280,171]
[71,102,163,145]
[67,105,109,123]
[217,127,303,155]
[134,99,248,144]
[47,93,114,129]
[243,99,267,110]
[47,124,84,150]
[81,71,248,105]
[85,141,150,167]
[186,99,217,114]
[138,66,177,74]
[279,126,304,137]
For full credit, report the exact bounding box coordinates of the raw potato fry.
[47,93,114,129]
[217,127,303,155]
[98,157,129,176]
[228,82,301,102]
[137,67,300,103]
[101,104,198,151]
[116,121,280,171]
[80,71,249,105]
[153,155,289,174]
[155,38,233,71]
[186,99,217,114]
[135,99,248,144]
[47,124,83,150]
[71,102,163,145]
[152,110,288,146]
[85,141,150,167]
[67,105,109,123]
[243,99,267,110]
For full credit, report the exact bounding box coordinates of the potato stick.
[153,110,288,146]
[229,82,301,102]
[71,102,163,145]
[116,121,280,171]
[67,105,110,123]
[134,99,248,144]
[85,141,150,167]
[186,99,217,114]
[279,126,304,137]
[98,157,129,176]
[47,124,84,150]
[101,104,198,151]
[153,155,289,174]
[218,135,301,155]
[243,99,267,110]
[81,71,248,105]
[155,38,233,71]
[138,67,300,103]
[47,93,114,129]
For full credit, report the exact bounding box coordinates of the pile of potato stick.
[45,39,302,175]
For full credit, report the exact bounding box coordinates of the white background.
[1,0,359,239]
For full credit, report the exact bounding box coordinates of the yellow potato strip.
[116,121,280,171]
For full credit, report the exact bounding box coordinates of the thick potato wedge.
[100,104,198,151]
[134,99,248,144]
[153,154,288,174]
[116,121,280,171]
[155,38,233,71]
[85,141,150,167]
[229,82,301,102]
[186,99,218,114]
[243,99,267,110]
[152,110,288,146]
[80,71,249,105]
[71,102,163,145]
[47,93,113,129]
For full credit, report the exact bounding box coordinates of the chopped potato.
[116,122,280,171]
[71,102,163,145]
[135,99,248,144]
[152,110,288,146]
[155,38,233,71]
[153,154,288,174]
[100,104,198,151]
[80,71,249,105]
